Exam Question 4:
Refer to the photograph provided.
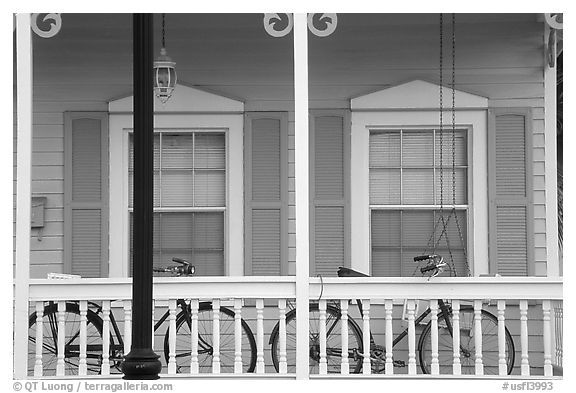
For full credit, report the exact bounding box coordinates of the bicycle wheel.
[418,306,515,375]
[163,303,257,373]
[270,303,364,374]
[28,302,109,376]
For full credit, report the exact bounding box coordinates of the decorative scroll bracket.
[31,13,62,38]
[264,13,338,37]
[544,13,563,68]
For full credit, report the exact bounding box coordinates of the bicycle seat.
[337,266,370,278]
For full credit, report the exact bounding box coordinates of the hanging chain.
[451,13,456,208]
[439,13,444,214]
[162,13,166,49]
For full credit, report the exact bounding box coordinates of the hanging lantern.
[153,14,177,104]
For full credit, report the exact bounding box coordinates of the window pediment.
[108,84,244,113]
[351,80,488,110]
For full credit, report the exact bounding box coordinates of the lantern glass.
[153,56,177,103]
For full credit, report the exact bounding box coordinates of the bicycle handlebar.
[153,258,196,276]
[413,254,446,277]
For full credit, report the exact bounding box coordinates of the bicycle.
[269,255,515,375]
[28,258,257,376]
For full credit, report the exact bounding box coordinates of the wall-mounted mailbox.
[31,197,47,228]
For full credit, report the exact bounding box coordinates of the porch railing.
[24,276,561,379]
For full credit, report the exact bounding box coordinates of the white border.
[351,111,488,276]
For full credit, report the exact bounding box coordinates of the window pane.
[194,170,226,206]
[370,209,467,277]
[371,210,401,276]
[435,168,467,205]
[161,170,194,207]
[195,133,225,169]
[129,212,224,276]
[370,131,400,167]
[162,134,194,169]
[370,168,401,204]
[402,131,433,167]
[435,129,467,166]
[403,169,434,204]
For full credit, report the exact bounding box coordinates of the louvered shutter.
[64,113,109,277]
[488,109,534,276]
[311,113,349,276]
[245,114,287,275]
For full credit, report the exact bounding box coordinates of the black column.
[122,13,162,380]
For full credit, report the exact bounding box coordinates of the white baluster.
[56,301,66,376]
[78,300,87,376]
[167,299,177,374]
[473,300,483,376]
[278,299,288,374]
[340,299,349,375]
[429,300,439,375]
[123,301,132,356]
[362,299,371,375]
[256,299,265,374]
[406,299,417,375]
[318,299,328,375]
[212,300,221,374]
[190,299,199,374]
[382,300,392,375]
[497,300,507,375]
[519,300,530,376]
[101,300,111,375]
[542,300,553,376]
[234,299,243,374]
[452,300,461,376]
[34,302,44,377]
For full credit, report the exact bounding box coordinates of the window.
[369,128,469,276]
[128,131,226,276]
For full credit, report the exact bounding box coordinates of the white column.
[14,13,33,380]
[294,12,310,380]
[544,23,560,277]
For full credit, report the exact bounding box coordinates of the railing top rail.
[309,277,563,300]
[27,277,297,301]
[25,276,562,301]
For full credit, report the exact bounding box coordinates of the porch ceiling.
[20,13,543,106]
